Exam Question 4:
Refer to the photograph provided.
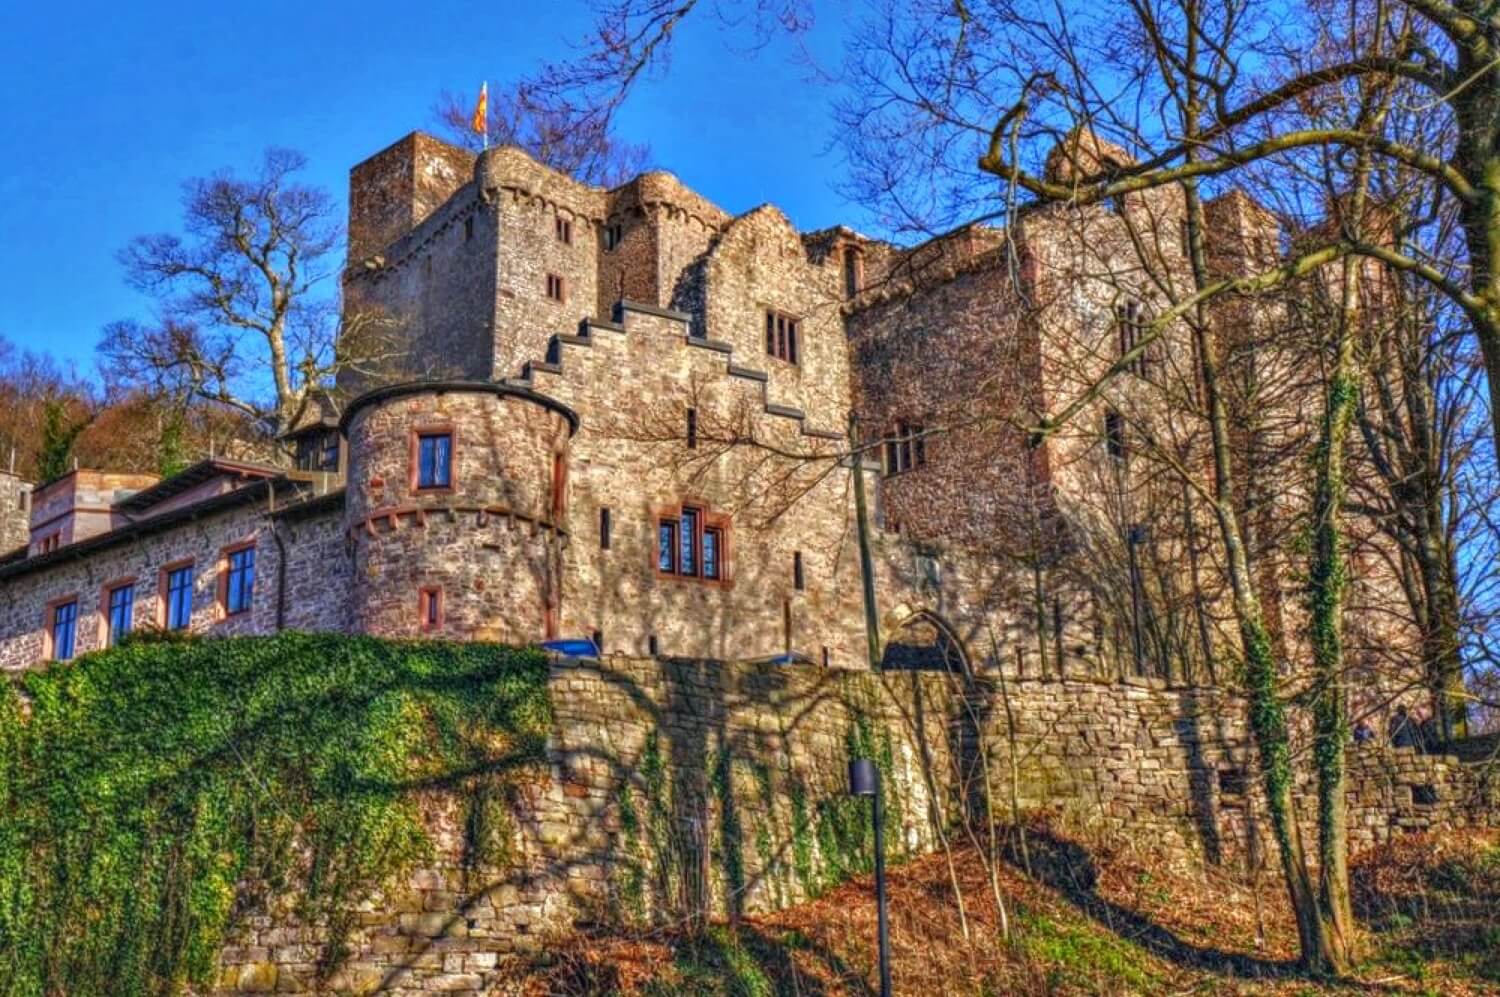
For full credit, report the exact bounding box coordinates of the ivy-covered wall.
[3,639,1488,996]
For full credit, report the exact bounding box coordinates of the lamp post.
[849,758,892,997]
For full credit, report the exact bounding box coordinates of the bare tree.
[100,149,396,440]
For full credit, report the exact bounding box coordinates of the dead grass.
[488,823,1500,996]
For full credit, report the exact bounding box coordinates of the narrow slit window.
[464,216,474,241]
[419,587,442,631]
[793,550,805,590]
[600,507,612,550]
[1105,410,1127,460]
[686,408,698,449]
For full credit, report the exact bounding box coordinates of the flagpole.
[481,80,489,151]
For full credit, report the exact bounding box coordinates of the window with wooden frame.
[656,503,728,583]
[555,216,573,244]
[545,273,565,302]
[412,429,454,491]
[884,421,927,476]
[765,310,799,364]
[219,542,256,618]
[46,597,79,661]
[161,561,195,631]
[104,579,135,647]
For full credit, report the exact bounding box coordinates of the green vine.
[0,632,550,997]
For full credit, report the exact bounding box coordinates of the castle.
[0,130,1412,696]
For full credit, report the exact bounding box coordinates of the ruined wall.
[207,656,1497,995]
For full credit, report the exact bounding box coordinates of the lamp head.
[848,758,879,797]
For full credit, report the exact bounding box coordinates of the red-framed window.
[102,577,136,647]
[45,595,79,661]
[410,427,455,492]
[218,541,257,618]
[159,559,195,631]
[657,503,728,583]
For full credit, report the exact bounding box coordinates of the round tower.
[341,381,578,642]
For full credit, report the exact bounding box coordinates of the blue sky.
[0,1,855,371]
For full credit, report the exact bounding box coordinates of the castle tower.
[341,381,578,642]
[0,470,31,554]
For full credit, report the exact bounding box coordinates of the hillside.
[497,824,1500,996]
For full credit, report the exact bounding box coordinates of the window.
[657,504,728,582]
[555,216,572,244]
[49,599,78,661]
[295,430,340,472]
[686,408,698,449]
[884,422,927,475]
[843,246,863,298]
[1104,409,1127,460]
[106,582,135,646]
[703,525,722,580]
[822,646,831,668]
[551,453,568,520]
[1115,300,1155,378]
[419,587,443,632]
[464,216,474,241]
[793,551,805,590]
[164,564,194,630]
[599,507,612,549]
[415,431,453,490]
[37,531,62,554]
[765,311,799,364]
[546,273,565,302]
[223,545,256,617]
[604,222,623,251]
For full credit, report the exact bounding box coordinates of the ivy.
[0,632,551,997]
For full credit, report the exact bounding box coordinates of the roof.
[340,380,580,435]
[113,459,282,514]
[0,477,341,583]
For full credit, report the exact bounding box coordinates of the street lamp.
[849,758,892,997]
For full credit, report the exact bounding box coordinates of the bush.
[0,632,551,996]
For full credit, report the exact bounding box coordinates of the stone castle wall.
[208,655,1498,995]
[0,471,30,553]
[343,384,575,643]
[0,488,350,670]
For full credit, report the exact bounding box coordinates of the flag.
[471,82,488,139]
